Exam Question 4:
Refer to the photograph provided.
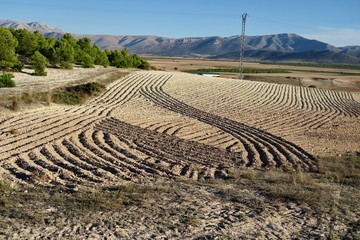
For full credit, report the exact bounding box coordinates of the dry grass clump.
[0,183,166,223]
[11,98,20,111]
[221,154,360,216]
[0,178,12,193]
[30,171,50,183]
[2,82,107,110]
[210,155,360,239]
[52,82,106,105]
[9,129,20,135]
[318,154,360,186]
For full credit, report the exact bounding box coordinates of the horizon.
[1,0,360,47]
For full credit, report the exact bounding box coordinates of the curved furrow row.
[191,130,226,142]
[13,153,64,186]
[142,79,272,167]
[0,102,108,144]
[2,71,358,186]
[1,114,101,161]
[96,118,243,179]
[70,133,134,180]
[170,75,359,118]
[98,131,187,179]
[0,72,150,143]
[51,142,105,183]
[28,150,78,185]
[163,75,359,144]
[94,72,151,105]
[91,73,140,104]
[0,158,35,185]
[140,73,316,171]
[0,110,85,145]
[0,106,69,132]
[254,111,340,136]
[92,130,172,178]
[87,73,166,117]
[61,137,123,182]
[40,144,103,185]
[77,130,139,181]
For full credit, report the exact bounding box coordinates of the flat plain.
[0,61,359,239]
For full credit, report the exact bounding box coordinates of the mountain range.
[1,19,360,64]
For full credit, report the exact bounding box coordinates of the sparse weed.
[30,171,50,183]
[25,91,35,103]
[52,82,106,105]
[0,179,12,193]
[220,155,360,215]
[240,169,256,179]
[11,98,19,111]
[318,154,360,186]
[9,128,19,135]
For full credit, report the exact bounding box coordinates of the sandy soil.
[1,179,352,240]
[0,67,359,238]
[149,58,360,92]
[0,66,131,98]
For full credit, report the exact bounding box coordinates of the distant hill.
[338,46,360,58]
[0,19,63,33]
[210,50,360,65]
[1,19,360,65]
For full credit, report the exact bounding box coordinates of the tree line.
[0,26,150,82]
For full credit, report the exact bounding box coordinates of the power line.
[239,13,248,79]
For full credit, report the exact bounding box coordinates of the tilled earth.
[0,69,359,239]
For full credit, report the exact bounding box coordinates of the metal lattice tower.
[239,13,248,79]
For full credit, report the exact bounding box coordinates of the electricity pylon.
[239,13,248,79]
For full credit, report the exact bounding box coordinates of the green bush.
[12,60,24,72]
[0,73,16,88]
[60,61,73,69]
[138,62,151,70]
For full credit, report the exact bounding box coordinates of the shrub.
[10,98,20,111]
[0,179,12,193]
[52,82,106,105]
[240,170,256,179]
[0,73,16,88]
[138,62,151,70]
[12,60,24,72]
[60,61,73,69]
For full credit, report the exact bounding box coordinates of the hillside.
[210,49,360,65]
[0,19,63,33]
[1,68,359,239]
[1,19,360,64]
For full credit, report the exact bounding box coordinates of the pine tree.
[31,51,47,76]
[0,27,19,73]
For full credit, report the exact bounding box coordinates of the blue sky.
[1,0,359,46]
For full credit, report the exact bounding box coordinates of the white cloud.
[302,27,360,47]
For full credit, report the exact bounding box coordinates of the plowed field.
[1,70,359,188]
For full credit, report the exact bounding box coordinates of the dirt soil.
[0,66,359,239]
[148,58,360,92]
